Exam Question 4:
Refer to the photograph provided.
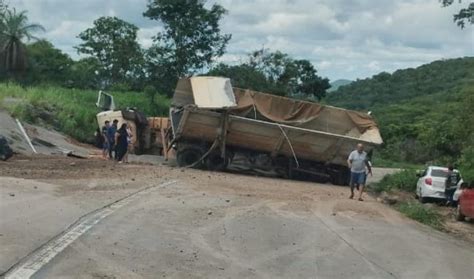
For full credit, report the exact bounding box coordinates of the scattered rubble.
[0,109,94,159]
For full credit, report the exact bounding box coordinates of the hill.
[328,79,352,92]
[326,57,474,175]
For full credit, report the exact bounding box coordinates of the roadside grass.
[369,169,446,230]
[370,168,418,193]
[0,83,170,142]
[371,156,423,169]
[397,202,444,230]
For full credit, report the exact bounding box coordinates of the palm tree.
[0,8,44,74]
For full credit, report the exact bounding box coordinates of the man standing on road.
[107,119,118,159]
[101,121,110,160]
[347,143,372,201]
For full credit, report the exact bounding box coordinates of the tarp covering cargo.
[173,77,382,145]
[232,88,380,141]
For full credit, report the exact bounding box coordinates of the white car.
[416,166,460,203]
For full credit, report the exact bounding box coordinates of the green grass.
[370,169,419,193]
[0,83,170,142]
[397,202,444,230]
[371,156,423,169]
[370,169,444,231]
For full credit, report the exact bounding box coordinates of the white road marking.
[3,180,177,279]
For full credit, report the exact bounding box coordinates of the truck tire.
[274,156,290,179]
[331,167,351,186]
[206,152,230,171]
[177,146,204,168]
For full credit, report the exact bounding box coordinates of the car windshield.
[431,169,449,177]
[431,169,457,177]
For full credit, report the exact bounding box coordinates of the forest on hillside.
[327,57,474,180]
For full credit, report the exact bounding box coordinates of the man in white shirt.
[347,143,372,201]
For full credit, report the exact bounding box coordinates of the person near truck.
[101,120,110,159]
[114,123,129,163]
[107,119,118,159]
[123,125,133,163]
[445,165,459,206]
[347,143,372,201]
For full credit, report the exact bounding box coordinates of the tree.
[25,40,73,85]
[66,57,101,89]
[288,59,330,101]
[0,8,44,76]
[144,0,231,96]
[209,49,330,100]
[207,63,274,93]
[76,16,144,89]
[248,49,330,99]
[0,1,7,16]
[441,0,474,28]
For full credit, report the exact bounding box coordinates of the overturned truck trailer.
[169,77,383,185]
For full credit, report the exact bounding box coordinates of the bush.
[397,202,443,230]
[458,145,474,184]
[371,169,418,193]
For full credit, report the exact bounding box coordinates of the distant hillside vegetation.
[327,57,474,110]
[326,57,474,171]
[328,79,352,92]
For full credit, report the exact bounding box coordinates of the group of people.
[101,119,133,163]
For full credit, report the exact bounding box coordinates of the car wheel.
[455,204,465,222]
[419,195,428,204]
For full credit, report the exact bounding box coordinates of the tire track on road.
[2,180,177,279]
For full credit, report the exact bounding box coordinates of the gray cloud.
[9,0,474,81]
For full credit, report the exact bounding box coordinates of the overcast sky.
[8,0,474,81]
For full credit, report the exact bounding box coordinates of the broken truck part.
[169,76,383,185]
[95,92,170,156]
[0,136,13,161]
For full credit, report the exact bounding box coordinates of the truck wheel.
[177,146,204,168]
[206,152,229,171]
[332,168,350,186]
[288,159,298,180]
[274,156,290,179]
[455,204,465,221]
[331,175,345,186]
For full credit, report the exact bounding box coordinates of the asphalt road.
[1,158,473,279]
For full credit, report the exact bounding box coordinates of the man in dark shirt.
[445,165,459,206]
[107,119,118,159]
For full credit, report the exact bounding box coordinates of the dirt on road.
[1,155,472,241]
[1,156,473,278]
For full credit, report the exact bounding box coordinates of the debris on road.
[0,136,13,161]
[0,109,94,159]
